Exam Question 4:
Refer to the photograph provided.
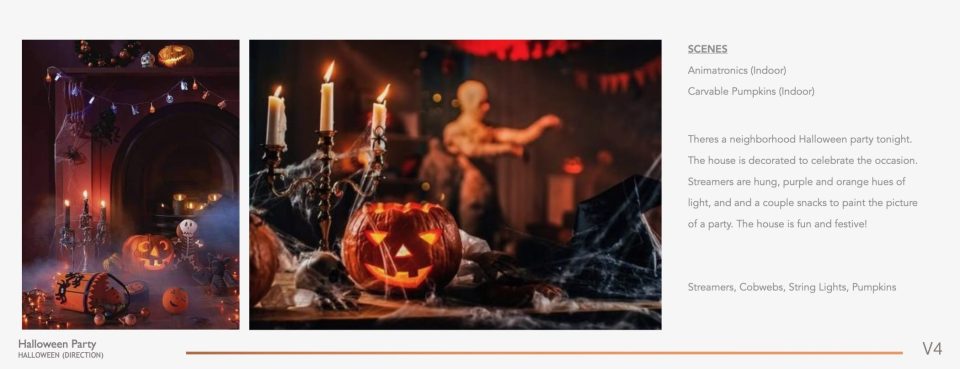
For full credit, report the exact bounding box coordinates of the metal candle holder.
[94,208,109,262]
[58,202,109,272]
[264,126,387,252]
[262,144,285,188]
[58,224,76,266]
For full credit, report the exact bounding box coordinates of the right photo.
[249,40,661,329]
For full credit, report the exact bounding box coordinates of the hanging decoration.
[64,79,87,138]
[451,40,581,61]
[75,40,143,68]
[45,66,238,121]
[574,56,661,94]
[89,108,121,147]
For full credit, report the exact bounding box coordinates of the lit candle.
[82,190,90,215]
[172,193,185,216]
[266,86,286,147]
[372,84,390,134]
[100,200,107,221]
[64,200,71,228]
[320,61,335,131]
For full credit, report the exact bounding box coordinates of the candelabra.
[59,199,109,272]
[264,126,387,252]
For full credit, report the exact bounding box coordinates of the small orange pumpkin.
[122,234,174,271]
[342,202,462,295]
[161,287,189,314]
[158,44,194,68]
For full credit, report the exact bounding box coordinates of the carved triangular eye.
[365,230,389,245]
[418,230,440,245]
[138,242,150,252]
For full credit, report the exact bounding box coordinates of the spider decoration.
[56,145,87,166]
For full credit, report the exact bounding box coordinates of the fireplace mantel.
[56,67,239,78]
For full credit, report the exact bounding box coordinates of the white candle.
[266,86,286,146]
[320,62,335,131]
[372,84,390,133]
[64,200,71,228]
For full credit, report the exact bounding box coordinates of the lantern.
[121,234,175,271]
[249,213,280,306]
[341,202,462,295]
[158,44,194,68]
[53,272,129,318]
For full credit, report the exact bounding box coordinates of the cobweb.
[251,127,662,328]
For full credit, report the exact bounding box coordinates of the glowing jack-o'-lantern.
[158,44,194,68]
[122,234,174,271]
[342,202,462,295]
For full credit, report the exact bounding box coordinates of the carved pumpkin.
[249,213,280,306]
[161,287,189,314]
[122,234,174,271]
[342,202,462,295]
[158,44,194,68]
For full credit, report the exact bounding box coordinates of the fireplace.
[111,102,238,235]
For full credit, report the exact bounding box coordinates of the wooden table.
[252,274,660,330]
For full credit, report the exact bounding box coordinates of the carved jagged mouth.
[141,259,168,271]
[363,264,432,289]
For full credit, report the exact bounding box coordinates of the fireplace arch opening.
[110,102,239,237]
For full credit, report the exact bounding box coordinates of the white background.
[7,1,959,368]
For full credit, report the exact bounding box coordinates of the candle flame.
[324,61,335,82]
[377,84,391,103]
[100,200,106,208]
[83,190,88,199]
[64,200,70,207]
[274,86,282,97]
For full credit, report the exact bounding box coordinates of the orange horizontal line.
[186,351,903,356]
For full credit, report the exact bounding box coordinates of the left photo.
[22,40,240,329]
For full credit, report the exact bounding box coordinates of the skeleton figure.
[441,80,560,243]
[173,219,205,271]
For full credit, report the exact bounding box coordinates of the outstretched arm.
[494,114,561,146]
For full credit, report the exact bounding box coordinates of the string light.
[42,67,237,117]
